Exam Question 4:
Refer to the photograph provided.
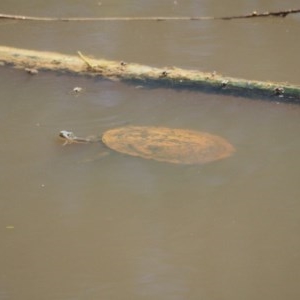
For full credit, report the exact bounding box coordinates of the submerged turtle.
[59,126,235,165]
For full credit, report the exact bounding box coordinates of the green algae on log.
[0,46,299,102]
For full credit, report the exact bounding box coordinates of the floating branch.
[0,46,299,102]
[0,9,299,22]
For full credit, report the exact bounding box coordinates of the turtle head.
[59,130,93,144]
[59,130,79,145]
[59,130,76,140]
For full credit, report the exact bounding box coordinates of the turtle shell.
[102,126,235,164]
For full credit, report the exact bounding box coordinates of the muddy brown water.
[1,1,300,299]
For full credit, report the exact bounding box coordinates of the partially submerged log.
[0,45,299,102]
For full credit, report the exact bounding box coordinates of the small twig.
[77,51,95,70]
[0,9,299,22]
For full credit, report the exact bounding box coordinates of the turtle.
[59,126,235,165]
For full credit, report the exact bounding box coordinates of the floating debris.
[73,86,83,93]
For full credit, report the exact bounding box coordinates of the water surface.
[1,1,300,299]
